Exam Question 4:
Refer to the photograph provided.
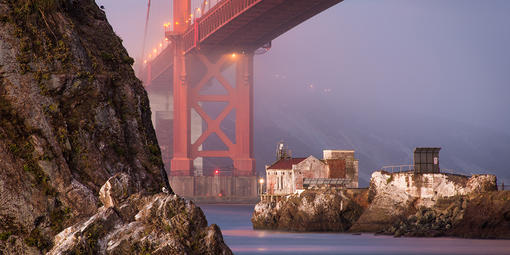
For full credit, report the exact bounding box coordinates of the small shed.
[413,147,441,173]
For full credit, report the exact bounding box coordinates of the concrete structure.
[381,147,441,174]
[265,150,359,195]
[414,147,441,174]
[169,175,259,203]
[149,93,204,175]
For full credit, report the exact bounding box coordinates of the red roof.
[267,158,307,170]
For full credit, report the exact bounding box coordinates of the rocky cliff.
[0,0,230,253]
[252,171,509,239]
[251,189,368,232]
[49,173,232,254]
[349,171,498,233]
[381,190,510,239]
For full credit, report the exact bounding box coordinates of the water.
[198,204,510,255]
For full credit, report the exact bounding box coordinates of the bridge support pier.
[170,39,193,176]
[233,53,255,176]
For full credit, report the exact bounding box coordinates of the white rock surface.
[371,171,496,208]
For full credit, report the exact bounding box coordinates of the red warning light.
[218,193,223,197]
[214,169,220,175]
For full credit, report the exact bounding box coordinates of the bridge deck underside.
[194,0,343,52]
[144,0,343,85]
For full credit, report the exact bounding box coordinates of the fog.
[96,0,510,186]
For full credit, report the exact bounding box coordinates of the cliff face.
[0,0,171,253]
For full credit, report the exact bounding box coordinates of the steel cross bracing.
[190,54,236,158]
[143,0,343,176]
[190,52,254,176]
[170,48,255,176]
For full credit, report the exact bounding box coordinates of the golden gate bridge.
[138,0,343,200]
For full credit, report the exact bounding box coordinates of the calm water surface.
[199,204,510,255]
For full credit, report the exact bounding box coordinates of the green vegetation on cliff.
[0,0,168,253]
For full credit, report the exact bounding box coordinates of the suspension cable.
[140,0,151,65]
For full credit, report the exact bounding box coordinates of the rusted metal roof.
[267,158,307,170]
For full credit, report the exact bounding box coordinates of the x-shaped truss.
[190,53,235,158]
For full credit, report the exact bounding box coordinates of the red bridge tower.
[169,0,255,176]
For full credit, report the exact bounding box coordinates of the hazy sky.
[97,0,510,131]
[95,0,510,182]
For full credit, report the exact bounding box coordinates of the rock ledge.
[49,173,233,255]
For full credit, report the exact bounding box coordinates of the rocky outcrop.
[251,189,368,231]
[383,196,468,237]
[49,173,232,255]
[353,172,510,239]
[349,171,497,233]
[0,0,170,253]
[384,191,510,239]
[252,171,509,239]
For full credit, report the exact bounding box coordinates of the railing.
[381,165,414,173]
[181,0,262,53]
[441,169,458,174]
[260,193,286,203]
[380,165,463,175]
[199,0,259,39]
[182,28,195,52]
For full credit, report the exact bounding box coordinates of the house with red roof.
[265,150,359,195]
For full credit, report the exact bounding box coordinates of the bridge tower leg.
[170,0,193,176]
[233,53,255,176]
[170,39,193,176]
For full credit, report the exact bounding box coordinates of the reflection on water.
[199,204,510,255]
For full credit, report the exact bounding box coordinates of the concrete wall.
[324,159,346,178]
[324,150,358,188]
[294,156,328,179]
[323,150,355,160]
[266,169,295,195]
[266,156,330,195]
[147,91,203,174]
[169,176,259,203]
[347,158,359,188]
